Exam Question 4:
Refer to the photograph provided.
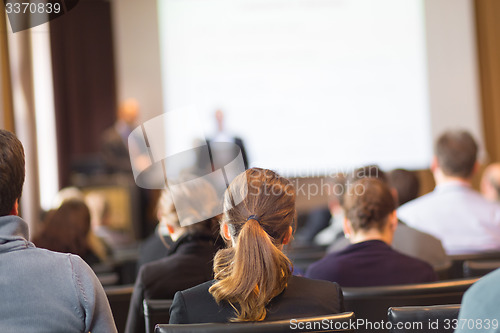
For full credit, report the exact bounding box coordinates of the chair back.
[343,278,477,333]
[463,260,500,278]
[144,299,174,333]
[448,252,500,279]
[388,304,460,333]
[155,312,355,333]
[104,284,134,333]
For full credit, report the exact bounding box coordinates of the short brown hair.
[388,169,420,206]
[0,130,25,216]
[435,130,478,178]
[344,177,396,232]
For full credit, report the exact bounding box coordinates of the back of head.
[34,200,91,256]
[117,98,139,126]
[344,177,396,232]
[157,175,220,235]
[435,130,478,178]
[0,130,25,216]
[387,169,420,206]
[347,165,387,184]
[209,168,296,322]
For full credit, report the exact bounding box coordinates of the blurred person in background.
[125,177,223,333]
[306,177,437,287]
[327,166,449,271]
[398,130,500,254]
[480,162,500,202]
[33,200,105,266]
[387,168,420,206]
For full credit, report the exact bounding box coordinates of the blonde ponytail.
[209,219,292,321]
[208,168,296,322]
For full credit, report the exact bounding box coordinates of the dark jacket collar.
[167,232,217,256]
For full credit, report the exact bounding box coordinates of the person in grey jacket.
[0,129,117,333]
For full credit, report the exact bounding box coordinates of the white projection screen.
[157,0,482,176]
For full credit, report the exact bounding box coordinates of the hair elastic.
[247,215,260,223]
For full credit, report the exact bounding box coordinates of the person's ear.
[388,210,398,232]
[221,222,232,241]
[282,226,293,245]
[9,200,19,216]
[431,156,439,173]
[343,217,353,239]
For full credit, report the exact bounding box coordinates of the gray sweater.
[0,215,117,333]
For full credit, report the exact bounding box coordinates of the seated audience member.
[398,130,500,254]
[294,206,331,245]
[314,174,347,246]
[480,162,500,202]
[169,168,344,324]
[455,268,500,333]
[306,178,437,287]
[125,178,222,333]
[52,188,112,262]
[387,168,420,206]
[33,200,104,266]
[86,192,134,251]
[0,130,116,332]
[136,224,173,272]
[327,166,449,271]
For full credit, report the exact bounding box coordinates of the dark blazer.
[125,233,219,333]
[136,231,173,274]
[327,221,451,271]
[306,240,437,287]
[169,275,344,324]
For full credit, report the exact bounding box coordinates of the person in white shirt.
[398,130,500,255]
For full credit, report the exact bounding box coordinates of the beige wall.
[111,0,164,122]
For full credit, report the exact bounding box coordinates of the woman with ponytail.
[169,168,344,324]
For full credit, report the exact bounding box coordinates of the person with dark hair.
[306,178,437,287]
[398,130,500,254]
[169,168,344,324]
[0,130,116,332]
[125,177,223,333]
[33,200,101,265]
[387,168,420,206]
[325,165,449,271]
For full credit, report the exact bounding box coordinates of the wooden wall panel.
[475,0,500,163]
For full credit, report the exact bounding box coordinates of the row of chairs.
[155,304,461,333]
[137,277,478,333]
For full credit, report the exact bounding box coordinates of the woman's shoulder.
[288,275,342,291]
[265,275,344,320]
[180,280,215,296]
[170,280,235,324]
[177,280,219,306]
